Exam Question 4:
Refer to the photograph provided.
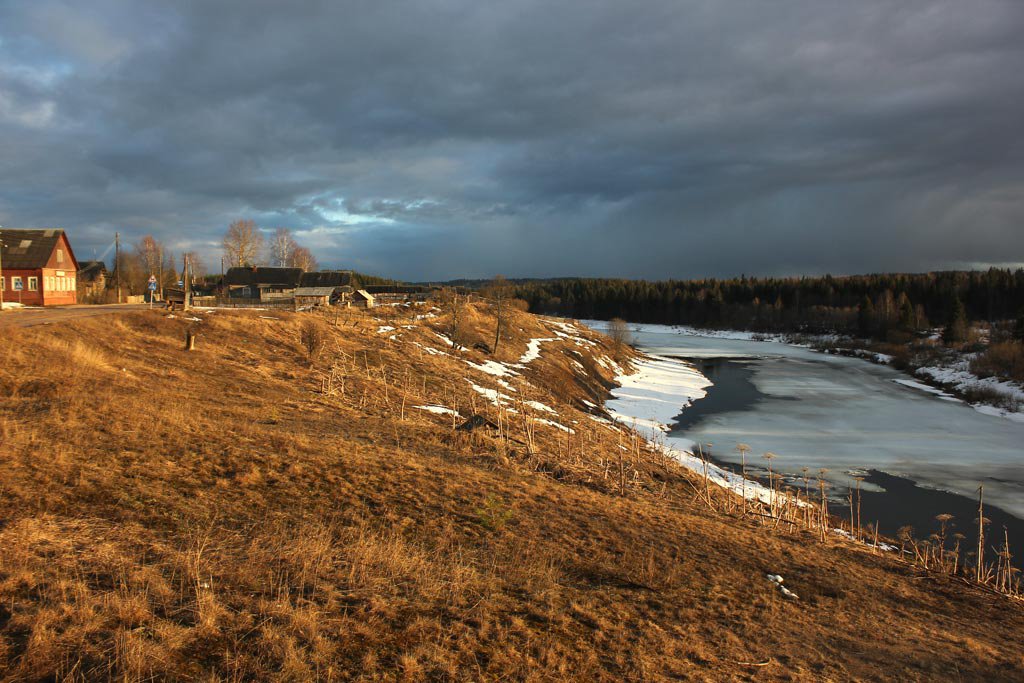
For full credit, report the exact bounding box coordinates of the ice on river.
[588,320,1024,519]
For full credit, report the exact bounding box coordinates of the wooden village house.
[77,260,108,301]
[294,270,355,307]
[222,267,303,301]
[0,228,79,306]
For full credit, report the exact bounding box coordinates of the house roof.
[294,287,338,297]
[354,289,375,300]
[78,260,108,279]
[298,270,353,288]
[0,228,76,270]
[224,266,303,287]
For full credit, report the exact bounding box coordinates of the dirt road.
[0,304,151,328]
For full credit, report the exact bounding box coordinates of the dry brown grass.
[0,302,1023,681]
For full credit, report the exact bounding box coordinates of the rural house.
[223,266,303,301]
[0,228,79,306]
[294,270,356,307]
[77,260,108,300]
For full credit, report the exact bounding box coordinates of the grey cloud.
[0,0,1022,279]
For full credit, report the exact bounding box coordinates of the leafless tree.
[439,288,465,351]
[182,251,207,278]
[483,275,509,354]
[222,219,264,268]
[608,318,632,354]
[269,228,296,267]
[290,245,318,272]
[134,235,163,280]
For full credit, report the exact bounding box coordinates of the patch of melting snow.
[467,380,514,406]
[415,405,461,417]
[892,378,961,402]
[532,418,575,433]
[465,359,519,378]
[524,400,557,414]
[377,325,396,333]
[518,337,558,364]
[411,342,445,356]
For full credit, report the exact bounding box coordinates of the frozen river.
[590,321,1024,545]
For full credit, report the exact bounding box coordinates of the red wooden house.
[0,229,79,306]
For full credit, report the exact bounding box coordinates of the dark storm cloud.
[1,0,1022,278]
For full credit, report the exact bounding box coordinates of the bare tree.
[222,220,264,268]
[182,251,207,278]
[290,245,318,272]
[269,228,296,267]
[483,275,509,354]
[608,318,632,354]
[439,288,465,351]
[134,235,163,280]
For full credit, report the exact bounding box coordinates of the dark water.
[671,356,1024,561]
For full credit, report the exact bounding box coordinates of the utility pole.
[183,253,191,311]
[158,245,163,302]
[0,229,6,310]
[114,231,121,304]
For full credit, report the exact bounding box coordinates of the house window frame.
[57,249,65,265]
[11,276,23,291]
[28,276,38,291]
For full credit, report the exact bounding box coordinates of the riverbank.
[587,320,1024,560]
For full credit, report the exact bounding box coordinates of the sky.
[1,1,1022,281]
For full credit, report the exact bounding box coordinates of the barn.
[0,228,79,307]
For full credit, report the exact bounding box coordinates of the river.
[593,321,1024,551]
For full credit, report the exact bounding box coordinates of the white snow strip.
[415,405,461,417]
[605,353,783,505]
[532,418,575,434]
[524,400,557,414]
[893,378,961,402]
[518,337,558,364]
[377,325,396,333]
[464,359,519,378]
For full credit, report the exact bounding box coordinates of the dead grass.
[0,302,1022,680]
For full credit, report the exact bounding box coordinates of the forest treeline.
[510,270,1024,341]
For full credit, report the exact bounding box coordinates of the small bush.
[970,342,1024,383]
[299,320,326,362]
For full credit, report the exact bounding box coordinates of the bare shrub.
[970,341,1024,383]
[299,320,326,362]
[607,318,632,355]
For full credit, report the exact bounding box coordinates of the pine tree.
[857,296,875,338]
[943,297,969,345]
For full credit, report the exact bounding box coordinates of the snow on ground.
[532,418,575,433]
[411,342,446,356]
[604,353,779,505]
[467,380,514,406]
[415,405,461,417]
[517,337,558,364]
[377,325,396,333]
[916,359,1024,422]
[605,354,710,431]
[0,302,27,310]
[892,378,962,402]
[524,400,557,414]
[464,359,519,378]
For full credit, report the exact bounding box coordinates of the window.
[11,277,22,291]
[0,276,4,291]
[57,249,64,265]
[28,277,38,291]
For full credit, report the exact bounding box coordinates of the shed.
[294,286,337,308]
[352,289,375,308]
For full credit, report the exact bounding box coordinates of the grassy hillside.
[1,302,1022,681]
